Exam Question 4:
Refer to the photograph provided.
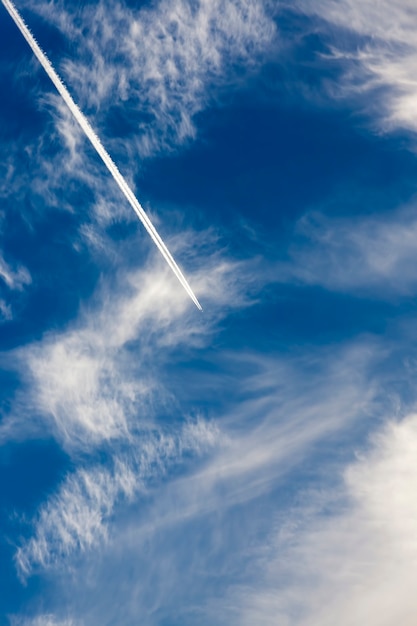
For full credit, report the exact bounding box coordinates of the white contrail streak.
[1,0,202,310]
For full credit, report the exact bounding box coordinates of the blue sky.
[2,0,417,624]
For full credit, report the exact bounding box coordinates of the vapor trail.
[1,0,202,311]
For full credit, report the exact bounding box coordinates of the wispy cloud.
[0,251,31,320]
[11,618,76,626]
[7,4,417,625]
[16,419,219,578]
[0,226,262,582]
[0,298,12,320]
[3,0,201,308]
[140,340,382,526]
[294,0,417,137]
[1,230,254,450]
[1,0,278,274]
[0,253,31,291]
[12,336,388,624]
[229,412,417,626]
[20,0,277,157]
[278,204,417,297]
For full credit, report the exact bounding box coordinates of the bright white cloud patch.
[231,413,417,626]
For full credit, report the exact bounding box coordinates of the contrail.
[1,0,202,311]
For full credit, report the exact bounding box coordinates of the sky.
[1,0,417,624]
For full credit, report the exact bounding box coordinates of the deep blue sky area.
[141,101,417,228]
[1,1,417,625]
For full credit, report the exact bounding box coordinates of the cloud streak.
[0,253,31,291]
[15,419,220,578]
[2,0,202,310]
[293,0,417,138]
[277,204,417,297]
[11,618,76,626]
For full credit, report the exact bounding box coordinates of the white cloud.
[0,298,12,320]
[140,340,381,523]
[1,231,255,450]
[0,227,264,584]
[294,0,417,136]
[16,418,219,578]
[278,204,417,296]
[0,251,31,322]
[21,0,277,157]
[1,0,278,260]
[0,253,31,291]
[12,337,388,624]
[229,412,417,626]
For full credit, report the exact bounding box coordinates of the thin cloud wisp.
[1,0,202,310]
